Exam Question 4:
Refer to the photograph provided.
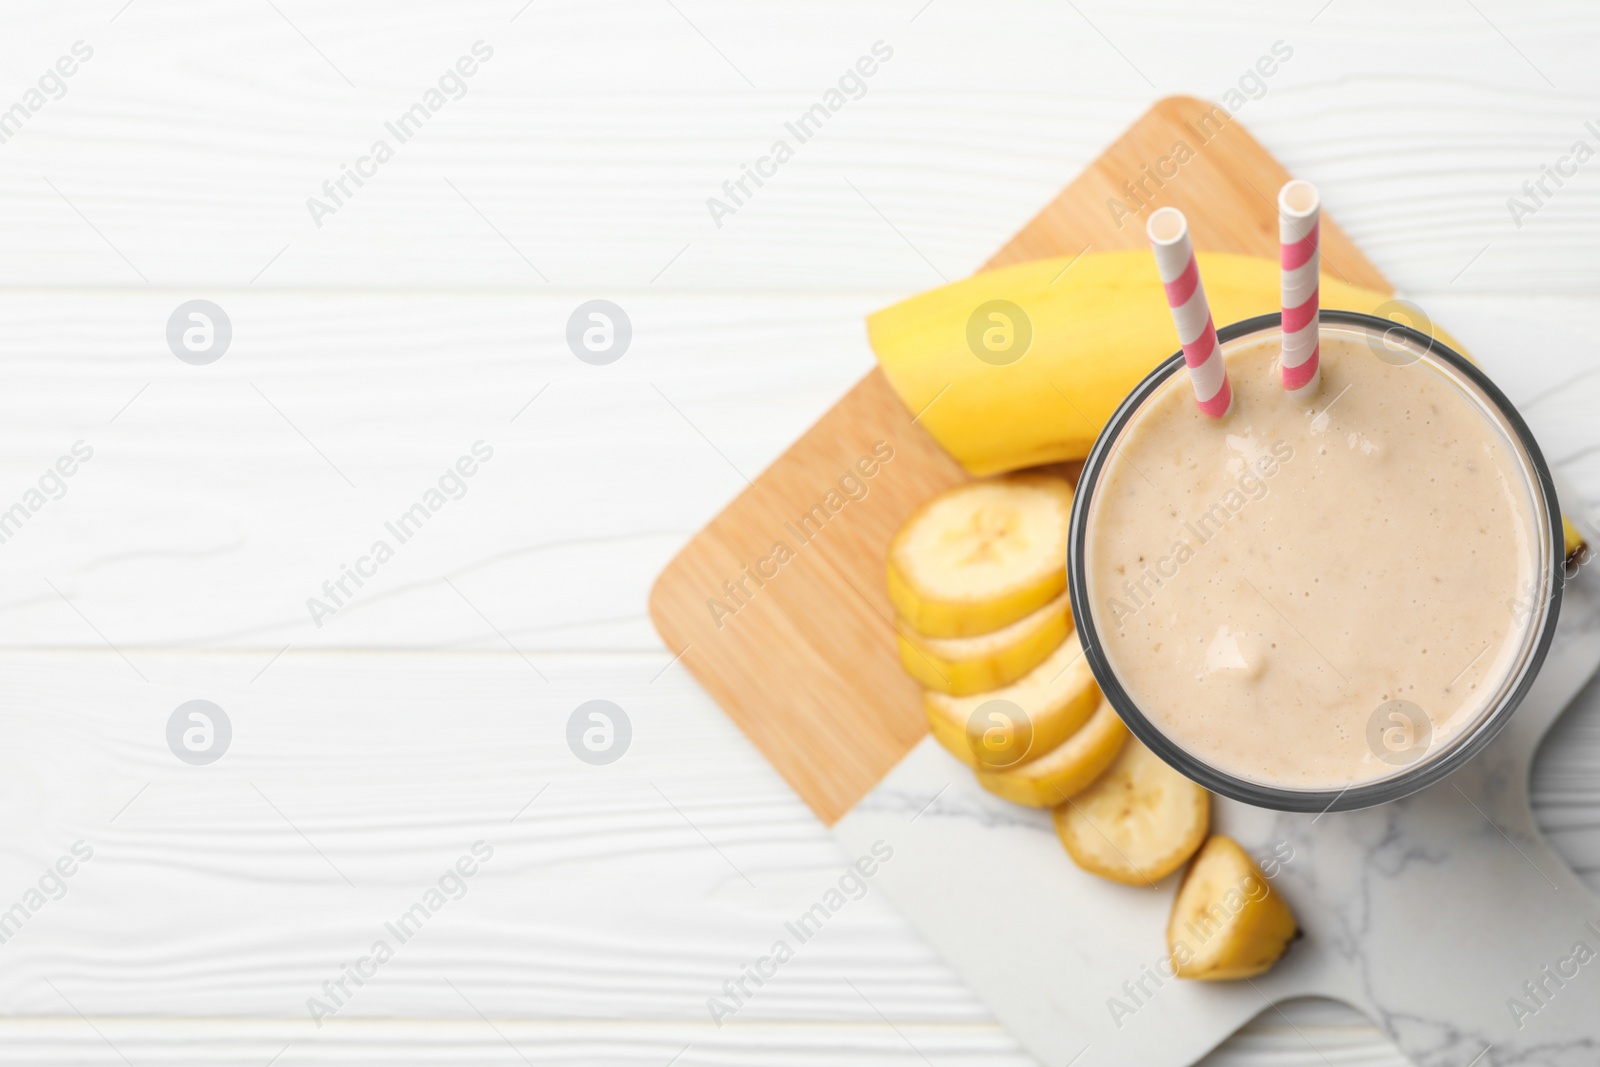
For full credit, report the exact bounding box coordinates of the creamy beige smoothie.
[1085,327,1541,790]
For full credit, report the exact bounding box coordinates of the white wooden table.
[2,1,1598,1062]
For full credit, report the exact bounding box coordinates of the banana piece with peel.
[1565,514,1589,568]
[1168,836,1298,980]
[868,250,1462,476]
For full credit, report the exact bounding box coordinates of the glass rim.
[1066,309,1565,813]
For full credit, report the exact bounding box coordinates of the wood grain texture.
[0,290,886,655]
[0,292,1594,657]
[1,2,1597,296]
[647,372,966,824]
[649,96,1393,825]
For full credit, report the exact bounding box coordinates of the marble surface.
[836,303,1600,1066]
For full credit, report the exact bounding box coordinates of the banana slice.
[1168,836,1298,980]
[976,697,1129,807]
[925,698,977,768]
[898,591,1070,696]
[925,630,1098,770]
[1053,738,1208,885]
[887,476,1073,638]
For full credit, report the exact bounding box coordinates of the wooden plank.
[649,97,1394,825]
[0,1,1589,294]
[0,647,1591,1029]
[0,1010,1419,1066]
[0,290,877,653]
[4,288,1593,657]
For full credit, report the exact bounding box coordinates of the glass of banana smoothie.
[1069,310,1563,811]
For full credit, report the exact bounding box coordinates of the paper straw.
[1146,207,1232,419]
[1278,180,1321,400]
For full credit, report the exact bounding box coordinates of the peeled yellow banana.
[897,591,1069,696]
[975,695,1128,807]
[868,250,1462,476]
[1168,835,1298,980]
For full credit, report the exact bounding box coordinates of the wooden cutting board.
[648,95,1389,826]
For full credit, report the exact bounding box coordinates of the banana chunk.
[1168,836,1298,980]
[925,703,978,769]
[898,591,1070,696]
[888,476,1073,638]
[925,630,1098,769]
[1053,738,1208,885]
[976,696,1128,807]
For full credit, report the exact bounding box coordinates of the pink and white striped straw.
[1278,180,1321,401]
[1146,207,1232,419]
